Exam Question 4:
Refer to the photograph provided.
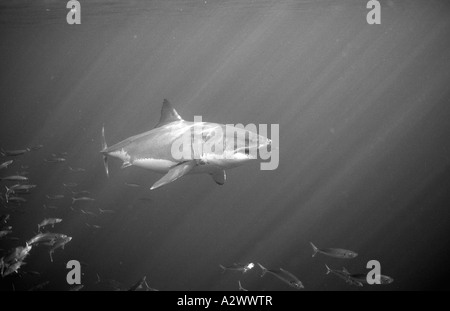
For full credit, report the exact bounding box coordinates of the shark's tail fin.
[310,242,319,257]
[325,264,332,275]
[101,125,109,178]
[219,264,226,274]
[257,263,267,277]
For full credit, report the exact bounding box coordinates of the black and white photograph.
[0,0,449,295]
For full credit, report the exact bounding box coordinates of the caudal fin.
[310,242,319,257]
[325,264,332,275]
[101,125,109,178]
[257,263,267,277]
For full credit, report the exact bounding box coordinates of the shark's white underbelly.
[132,158,177,173]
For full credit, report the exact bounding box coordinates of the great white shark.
[101,99,272,190]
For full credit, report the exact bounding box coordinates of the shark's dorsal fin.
[154,99,183,128]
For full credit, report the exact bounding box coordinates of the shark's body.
[101,99,271,190]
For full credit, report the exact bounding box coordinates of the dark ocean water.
[1,0,450,291]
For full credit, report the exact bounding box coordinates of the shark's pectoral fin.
[150,161,195,190]
[211,170,226,185]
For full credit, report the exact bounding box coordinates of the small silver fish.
[46,194,65,200]
[27,232,67,246]
[325,265,363,287]
[125,182,141,187]
[49,236,72,262]
[44,157,66,163]
[0,229,12,238]
[86,223,101,229]
[6,184,36,196]
[98,208,115,214]
[68,166,85,172]
[219,262,255,273]
[71,190,90,196]
[257,263,304,289]
[69,284,84,291]
[310,242,358,259]
[0,214,10,224]
[43,204,59,209]
[72,197,95,204]
[28,281,50,291]
[38,218,62,231]
[341,268,394,285]
[81,210,97,217]
[2,261,26,277]
[7,196,27,204]
[3,244,32,264]
[0,175,28,182]
[0,160,13,170]
[1,149,30,157]
[30,144,44,151]
[63,182,78,188]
